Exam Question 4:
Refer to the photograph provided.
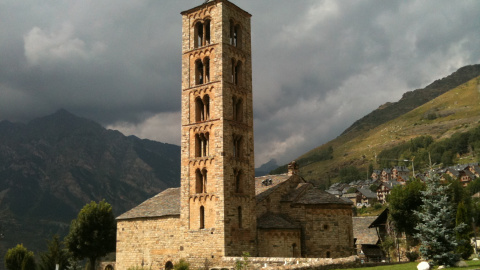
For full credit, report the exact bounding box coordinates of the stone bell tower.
[180,0,256,260]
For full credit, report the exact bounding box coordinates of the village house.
[114,1,355,269]
[376,181,401,204]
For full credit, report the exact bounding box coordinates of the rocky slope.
[0,109,180,259]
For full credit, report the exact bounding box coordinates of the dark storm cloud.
[1,0,479,166]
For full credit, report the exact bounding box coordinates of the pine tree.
[414,171,463,266]
[456,201,473,260]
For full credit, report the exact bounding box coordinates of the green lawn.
[338,260,480,270]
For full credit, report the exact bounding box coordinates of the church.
[115,1,354,269]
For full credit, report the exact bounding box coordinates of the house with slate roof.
[114,1,355,269]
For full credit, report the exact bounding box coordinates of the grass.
[338,260,480,270]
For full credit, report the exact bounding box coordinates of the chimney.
[287,161,299,176]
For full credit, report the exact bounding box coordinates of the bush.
[373,203,382,210]
[174,259,190,270]
[405,251,419,262]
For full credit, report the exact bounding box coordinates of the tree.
[339,166,361,183]
[39,235,71,270]
[4,244,36,270]
[414,172,462,266]
[456,201,473,260]
[388,180,425,238]
[64,200,116,270]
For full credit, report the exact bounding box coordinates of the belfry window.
[233,134,242,158]
[234,169,243,193]
[231,59,242,85]
[195,132,209,157]
[195,19,211,48]
[195,168,208,193]
[229,20,241,48]
[195,95,210,122]
[232,96,243,122]
[195,58,210,85]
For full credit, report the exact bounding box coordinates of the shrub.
[405,251,419,262]
[174,259,190,270]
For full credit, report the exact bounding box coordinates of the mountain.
[0,109,180,260]
[255,159,278,177]
[272,64,480,186]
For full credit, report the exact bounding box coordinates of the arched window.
[195,97,204,122]
[195,58,210,86]
[165,262,174,270]
[231,59,242,85]
[292,243,297,257]
[195,168,207,193]
[195,21,204,48]
[230,20,241,48]
[205,19,211,45]
[200,206,205,229]
[232,96,243,122]
[204,57,210,83]
[196,59,204,85]
[234,169,242,193]
[195,95,210,122]
[233,134,242,158]
[238,206,243,228]
[195,132,209,158]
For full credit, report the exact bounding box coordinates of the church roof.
[255,174,292,202]
[116,188,180,220]
[293,188,353,205]
[353,216,379,245]
[257,212,301,230]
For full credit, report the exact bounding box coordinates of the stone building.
[115,1,354,269]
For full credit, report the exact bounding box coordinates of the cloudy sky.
[1,0,479,167]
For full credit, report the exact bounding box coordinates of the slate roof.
[353,217,379,245]
[357,188,377,199]
[117,188,181,220]
[293,188,353,205]
[257,213,301,230]
[255,174,292,202]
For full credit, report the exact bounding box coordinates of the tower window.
[195,57,210,85]
[234,169,243,193]
[230,20,241,48]
[233,134,242,158]
[195,19,211,48]
[231,59,243,85]
[195,168,208,193]
[238,206,243,228]
[200,206,205,229]
[232,96,243,122]
[195,132,209,157]
[195,95,210,122]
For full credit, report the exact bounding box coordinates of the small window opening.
[204,58,210,83]
[292,243,297,257]
[195,22,204,48]
[233,134,242,158]
[195,95,210,122]
[232,97,243,121]
[195,168,207,193]
[232,60,242,85]
[205,20,211,45]
[196,60,204,85]
[326,251,331,258]
[234,169,243,193]
[200,206,205,229]
[238,206,243,228]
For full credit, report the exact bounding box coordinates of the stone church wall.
[116,217,182,270]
